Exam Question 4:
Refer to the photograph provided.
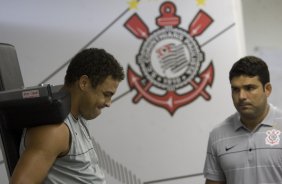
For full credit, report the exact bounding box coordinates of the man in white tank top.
[10,48,125,184]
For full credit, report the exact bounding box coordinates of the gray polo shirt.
[204,104,282,184]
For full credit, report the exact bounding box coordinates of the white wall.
[241,0,282,54]
[0,0,281,184]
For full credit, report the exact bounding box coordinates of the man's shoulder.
[26,123,69,145]
[208,112,239,140]
[25,123,70,156]
[270,104,282,117]
[212,113,238,131]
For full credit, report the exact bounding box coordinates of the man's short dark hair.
[64,48,125,88]
[229,56,270,86]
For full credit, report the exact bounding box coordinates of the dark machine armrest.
[0,84,70,129]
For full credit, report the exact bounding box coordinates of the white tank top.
[20,113,106,184]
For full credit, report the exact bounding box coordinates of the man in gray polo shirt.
[203,56,282,184]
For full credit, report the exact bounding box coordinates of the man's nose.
[239,90,247,99]
[105,99,111,107]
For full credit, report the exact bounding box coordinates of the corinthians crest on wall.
[124,1,215,115]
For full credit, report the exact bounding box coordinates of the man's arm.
[205,179,225,184]
[10,123,70,184]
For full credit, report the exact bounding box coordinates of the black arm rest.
[0,84,70,129]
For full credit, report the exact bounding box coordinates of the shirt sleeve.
[203,131,226,182]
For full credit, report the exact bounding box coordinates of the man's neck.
[63,84,80,120]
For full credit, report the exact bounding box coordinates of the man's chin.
[83,112,101,120]
[239,110,256,118]
[92,111,102,119]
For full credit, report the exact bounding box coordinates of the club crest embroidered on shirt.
[265,129,281,146]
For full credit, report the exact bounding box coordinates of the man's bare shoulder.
[10,123,70,184]
[25,122,70,155]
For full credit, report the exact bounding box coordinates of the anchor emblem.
[124,1,214,115]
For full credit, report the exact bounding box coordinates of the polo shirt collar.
[261,103,276,126]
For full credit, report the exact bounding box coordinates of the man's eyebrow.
[243,84,257,87]
[231,83,256,88]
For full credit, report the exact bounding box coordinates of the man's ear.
[265,82,272,97]
[79,75,90,91]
